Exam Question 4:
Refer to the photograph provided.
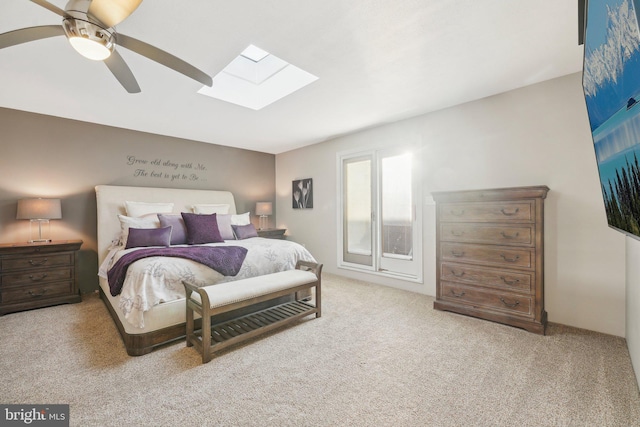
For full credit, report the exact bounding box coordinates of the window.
[339,148,422,281]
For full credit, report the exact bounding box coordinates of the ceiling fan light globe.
[62,16,115,61]
[68,37,111,60]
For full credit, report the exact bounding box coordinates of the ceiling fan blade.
[88,0,143,28]
[30,0,67,17]
[104,50,141,93]
[117,33,213,87]
[0,25,65,50]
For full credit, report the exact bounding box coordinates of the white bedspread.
[99,238,316,328]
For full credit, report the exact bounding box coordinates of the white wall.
[627,238,640,382]
[276,72,628,337]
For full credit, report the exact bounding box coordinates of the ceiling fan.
[0,0,213,93]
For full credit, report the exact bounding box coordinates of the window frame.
[337,147,423,283]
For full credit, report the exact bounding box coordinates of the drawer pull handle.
[500,231,520,239]
[28,258,48,266]
[501,208,520,216]
[28,288,49,297]
[450,289,466,298]
[500,297,520,308]
[28,273,48,281]
[450,230,465,237]
[500,254,520,262]
[451,270,465,278]
[451,250,465,257]
[450,209,465,216]
[500,276,521,285]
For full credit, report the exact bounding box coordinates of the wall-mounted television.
[583,0,640,239]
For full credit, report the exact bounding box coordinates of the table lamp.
[255,202,272,230]
[17,198,62,243]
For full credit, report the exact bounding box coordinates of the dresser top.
[0,240,83,252]
[432,185,549,202]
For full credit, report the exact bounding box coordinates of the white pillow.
[125,201,174,217]
[215,214,235,240]
[192,204,230,214]
[230,212,251,225]
[117,213,160,246]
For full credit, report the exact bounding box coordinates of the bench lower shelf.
[188,300,317,357]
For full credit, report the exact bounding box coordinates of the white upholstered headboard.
[95,185,237,264]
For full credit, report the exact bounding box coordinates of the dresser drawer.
[1,267,73,287]
[1,253,72,272]
[440,223,534,246]
[441,242,534,269]
[441,282,533,317]
[441,263,533,293]
[1,281,74,304]
[439,201,534,223]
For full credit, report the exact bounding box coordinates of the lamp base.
[29,219,51,243]
[259,215,269,230]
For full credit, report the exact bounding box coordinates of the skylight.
[198,45,318,111]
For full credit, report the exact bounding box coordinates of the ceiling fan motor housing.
[62,11,115,60]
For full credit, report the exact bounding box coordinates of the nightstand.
[257,228,287,240]
[0,240,83,315]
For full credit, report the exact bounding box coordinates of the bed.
[95,185,316,356]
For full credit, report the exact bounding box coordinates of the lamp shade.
[256,202,273,216]
[17,198,62,220]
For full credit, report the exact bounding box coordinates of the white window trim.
[336,147,423,283]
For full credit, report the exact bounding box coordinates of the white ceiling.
[0,0,584,154]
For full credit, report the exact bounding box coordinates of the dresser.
[432,186,549,334]
[0,240,83,315]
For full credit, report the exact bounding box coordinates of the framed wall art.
[292,178,313,209]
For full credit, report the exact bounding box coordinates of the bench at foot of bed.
[182,261,322,363]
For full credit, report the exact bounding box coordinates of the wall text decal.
[126,155,207,182]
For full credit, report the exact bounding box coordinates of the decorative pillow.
[230,212,251,226]
[192,204,230,214]
[158,214,188,245]
[125,226,172,249]
[215,214,235,240]
[232,224,258,240]
[181,212,224,244]
[117,214,160,246]
[125,201,174,217]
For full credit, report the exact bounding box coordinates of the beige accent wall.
[276,72,628,339]
[0,107,276,293]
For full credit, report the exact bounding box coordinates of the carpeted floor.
[1,273,639,426]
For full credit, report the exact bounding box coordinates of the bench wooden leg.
[186,300,194,348]
[201,305,213,363]
[315,283,322,318]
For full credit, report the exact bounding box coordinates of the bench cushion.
[191,269,318,309]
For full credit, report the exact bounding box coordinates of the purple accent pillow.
[158,214,188,245]
[125,226,172,249]
[216,214,235,240]
[181,212,224,244]
[232,224,258,240]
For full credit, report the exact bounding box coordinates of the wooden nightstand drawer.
[257,228,287,239]
[1,281,74,304]
[1,267,73,287]
[1,253,72,272]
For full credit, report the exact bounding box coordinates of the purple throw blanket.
[107,246,248,296]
